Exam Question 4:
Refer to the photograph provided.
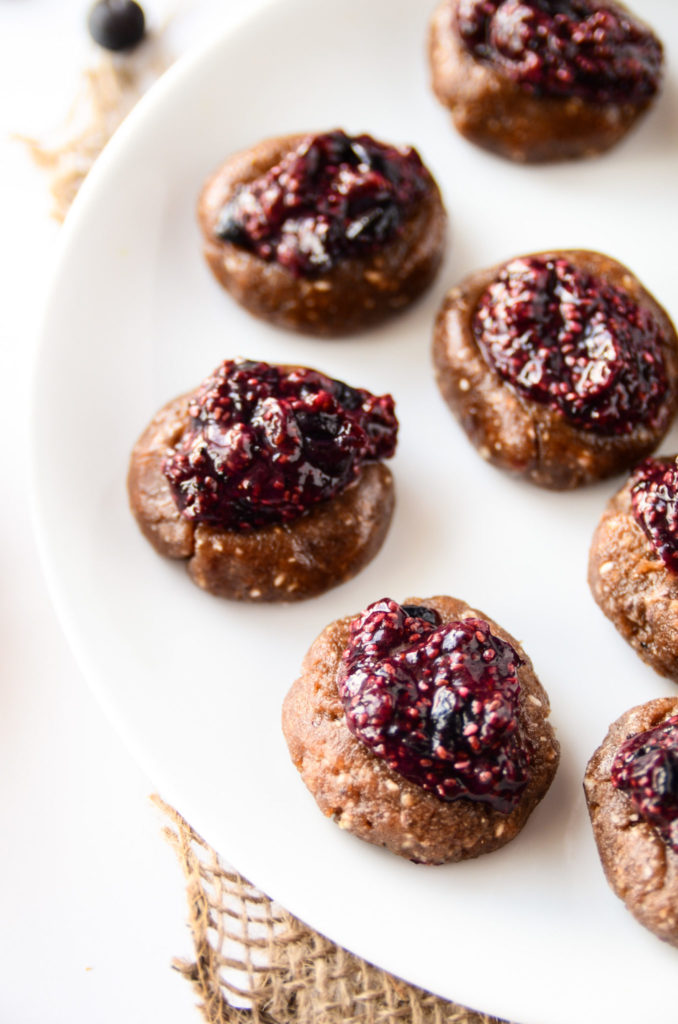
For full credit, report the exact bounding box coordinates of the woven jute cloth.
[155,798,508,1024]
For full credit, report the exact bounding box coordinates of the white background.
[1,3,256,1022]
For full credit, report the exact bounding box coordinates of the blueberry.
[88,0,146,52]
[330,379,363,411]
[215,200,249,246]
[401,605,441,626]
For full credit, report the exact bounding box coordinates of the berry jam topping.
[630,457,678,574]
[473,256,668,435]
[337,599,530,811]
[163,359,397,530]
[611,715,678,853]
[456,0,662,104]
[88,0,146,51]
[215,130,432,278]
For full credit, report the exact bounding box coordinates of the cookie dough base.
[432,250,678,489]
[588,475,678,682]
[198,134,446,336]
[428,1,654,162]
[584,698,678,947]
[127,393,395,602]
[282,595,559,863]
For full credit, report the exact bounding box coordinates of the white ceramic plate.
[32,2,678,1021]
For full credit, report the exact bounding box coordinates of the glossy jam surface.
[474,256,668,434]
[337,599,530,811]
[164,360,397,530]
[456,0,662,103]
[611,715,678,852]
[630,457,678,574]
[215,130,432,277]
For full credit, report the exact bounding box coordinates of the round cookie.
[432,250,678,489]
[589,456,678,682]
[429,0,663,162]
[198,130,446,336]
[584,698,678,947]
[282,595,559,863]
[127,360,397,601]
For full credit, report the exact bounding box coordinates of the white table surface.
[1,3,258,1021]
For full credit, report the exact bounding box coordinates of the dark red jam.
[611,715,678,853]
[337,599,530,811]
[473,256,668,435]
[630,457,678,574]
[456,0,662,104]
[163,359,397,530]
[215,130,432,278]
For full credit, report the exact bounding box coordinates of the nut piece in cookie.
[198,130,447,335]
[127,359,397,601]
[432,250,678,489]
[282,596,559,863]
[429,0,663,162]
[589,455,678,681]
[584,698,678,947]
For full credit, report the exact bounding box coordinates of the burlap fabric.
[155,797,508,1024]
[26,32,511,1024]
[19,40,171,222]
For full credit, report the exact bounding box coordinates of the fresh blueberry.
[88,0,146,52]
